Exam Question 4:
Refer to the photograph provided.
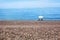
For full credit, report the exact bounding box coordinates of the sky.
[0,0,60,8]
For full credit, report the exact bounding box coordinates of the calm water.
[0,7,60,20]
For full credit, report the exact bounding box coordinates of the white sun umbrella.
[38,16,44,19]
[38,16,44,21]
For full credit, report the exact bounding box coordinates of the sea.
[0,7,60,20]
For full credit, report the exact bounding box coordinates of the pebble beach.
[0,20,60,40]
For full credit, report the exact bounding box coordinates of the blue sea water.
[0,7,60,20]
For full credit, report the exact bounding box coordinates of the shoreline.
[0,20,60,25]
[0,20,60,28]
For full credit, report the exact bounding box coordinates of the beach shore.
[0,20,60,40]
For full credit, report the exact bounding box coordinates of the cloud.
[0,0,41,3]
[0,1,60,8]
[0,0,60,3]
[49,0,60,3]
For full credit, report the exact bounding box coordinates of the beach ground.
[0,20,60,40]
